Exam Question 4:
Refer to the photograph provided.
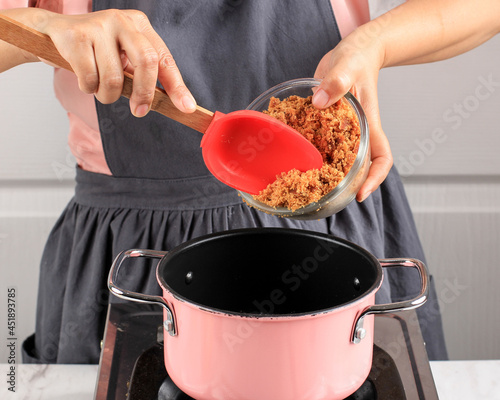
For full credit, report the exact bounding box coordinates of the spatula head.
[201,110,323,194]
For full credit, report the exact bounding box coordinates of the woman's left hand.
[312,31,392,202]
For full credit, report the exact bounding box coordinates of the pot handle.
[108,249,177,336]
[351,258,429,344]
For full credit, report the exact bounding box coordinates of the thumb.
[355,83,393,202]
[312,50,356,109]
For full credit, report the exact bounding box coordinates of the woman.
[0,0,459,364]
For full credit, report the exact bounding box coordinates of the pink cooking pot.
[108,228,428,400]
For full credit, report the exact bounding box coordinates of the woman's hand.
[10,8,196,117]
[312,0,500,202]
[312,26,392,203]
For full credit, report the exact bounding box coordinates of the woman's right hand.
[3,8,196,117]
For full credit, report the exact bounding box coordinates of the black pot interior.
[158,229,380,315]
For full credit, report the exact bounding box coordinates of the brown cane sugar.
[251,95,360,211]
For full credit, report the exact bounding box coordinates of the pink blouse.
[1,0,369,175]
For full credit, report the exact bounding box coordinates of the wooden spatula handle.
[0,13,214,133]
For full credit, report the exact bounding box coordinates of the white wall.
[379,36,500,360]
[1,37,500,363]
[371,0,500,360]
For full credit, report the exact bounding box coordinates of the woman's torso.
[22,0,369,177]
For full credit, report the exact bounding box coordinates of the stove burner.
[345,380,376,400]
[127,343,404,400]
[156,378,376,400]
[158,375,192,400]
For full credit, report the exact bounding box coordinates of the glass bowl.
[238,78,370,220]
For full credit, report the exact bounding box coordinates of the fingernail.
[358,191,372,203]
[134,104,149,118]
[312,88,330,109]
[181,94,197,112]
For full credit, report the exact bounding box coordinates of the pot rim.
[156,228,383,319]
[156,227,383,321]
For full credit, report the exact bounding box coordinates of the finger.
[120,50,131,71]
[356,89,393,202]
[158,50,197,113]
[356,145,393,202]
[92,34,126,104]
[49,29,100,94]
[128,11,196,113]
[117,27,160,117]
[312,50,355,109]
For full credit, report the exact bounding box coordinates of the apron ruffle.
[24,167,448,363]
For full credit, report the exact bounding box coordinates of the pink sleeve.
[1,0,90,13]
[0,0,29,8]
[330,0,370,38]
[34,0,91,13]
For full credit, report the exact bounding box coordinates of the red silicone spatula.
[0,14,323,194]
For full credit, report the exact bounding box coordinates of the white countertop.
[430,360,500,399]
[1,361,500,400]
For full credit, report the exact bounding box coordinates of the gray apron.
[22,0,447,364]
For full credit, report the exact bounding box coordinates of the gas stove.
[94,303,439,399]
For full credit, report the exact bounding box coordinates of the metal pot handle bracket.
[108,249,177,336]
[351,258,429,344]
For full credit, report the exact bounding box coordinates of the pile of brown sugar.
[252,95,360,211]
